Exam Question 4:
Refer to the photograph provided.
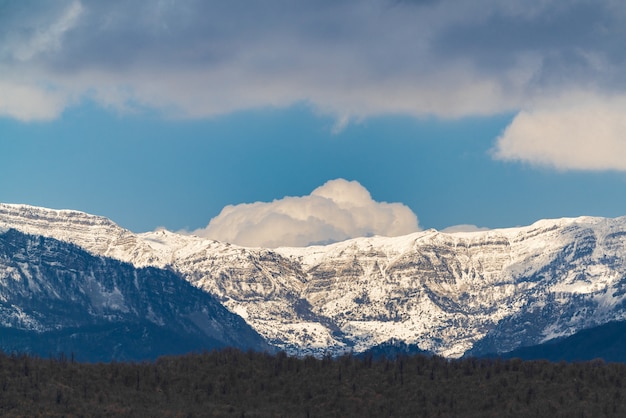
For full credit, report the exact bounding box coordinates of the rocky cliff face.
[279,219,626,357]
[0,204,159,266]
[2,203,626,358]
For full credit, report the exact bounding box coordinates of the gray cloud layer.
[2,0,626,169]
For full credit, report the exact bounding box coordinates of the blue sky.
[2,1,626,247]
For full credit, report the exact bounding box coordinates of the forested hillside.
[0,349,624,417]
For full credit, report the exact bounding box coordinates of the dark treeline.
[0,349,625,417]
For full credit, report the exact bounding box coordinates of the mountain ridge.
[0,227,270,361]
[2,202,626,358]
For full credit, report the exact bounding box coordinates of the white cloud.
[0,82,68,121]
[193,179,420,248]
[492,92,626,171]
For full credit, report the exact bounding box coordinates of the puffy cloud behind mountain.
[193,179,420,248]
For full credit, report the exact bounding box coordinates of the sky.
[1,0,626,247]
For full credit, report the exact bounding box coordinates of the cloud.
[492,92,626,171]
[0,82,69,121]
[1,0,624,123]
[441,224,491,234]
[193,179,420,248]
[3,0,626,171]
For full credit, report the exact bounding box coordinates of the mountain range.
[2,203,626,360]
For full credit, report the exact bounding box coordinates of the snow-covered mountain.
[2,203,626,358]
[0,226,269,361]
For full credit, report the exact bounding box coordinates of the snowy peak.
[0,203,164,267]
[0,227,270,360]
[0,203,119,240]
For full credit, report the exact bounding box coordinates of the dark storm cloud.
[3,0,626,131]
[435,2,605,56]
[431,1,625,92]
[38,1,360,72]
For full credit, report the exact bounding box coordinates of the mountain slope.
[0,228,269,361]
[3,203,626,358]
[271,219,626,356]
[495,321,626,363]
